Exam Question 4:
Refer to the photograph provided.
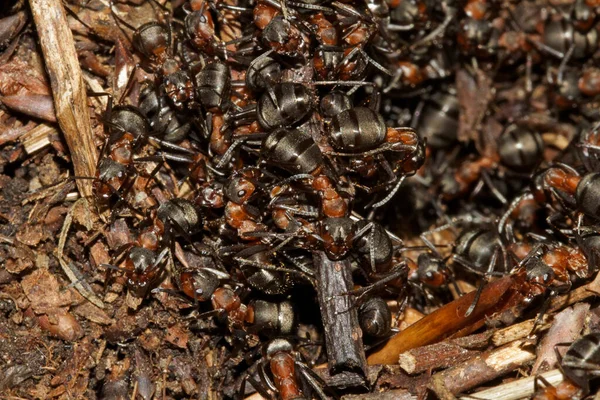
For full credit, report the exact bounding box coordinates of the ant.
[439,123,545,205]
[412,88,459,150]
[316,94,424,206]
[243,338,330,400]
[102,246,170,298]
[558,332,600,396]
[500,164,600,240]
[167,263,296,337]
[261,128,350,220]
[111,0,199,112]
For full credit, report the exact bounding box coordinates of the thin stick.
[458,369,564,400]
[29,0,97,198]
[429,339,536,398]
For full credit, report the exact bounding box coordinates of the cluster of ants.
[31,0,600,397]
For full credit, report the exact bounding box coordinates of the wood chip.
[29,0,97,198]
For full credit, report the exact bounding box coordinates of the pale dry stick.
[29,0,98,198]
[343,389,417,400]
[491,316,550,347]
[20,123,57,155]
[398,317,552,375]
[82,72,108,111]
[244,393,264,400]
[429,339,536,399]
[398,331,491,375]
[459,368,564,400]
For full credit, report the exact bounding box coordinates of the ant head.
[525,257,554,286]
[124,247,163,297]
[93,158,128,201]
[224,175,257,205]
[320,217,356,260]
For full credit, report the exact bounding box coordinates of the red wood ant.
[243,338,330,400]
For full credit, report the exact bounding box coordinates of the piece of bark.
[0,122,34,146]
[429,339,536,398]
[315,364,382,389]
[373,365,430,395]
[532,303,589,374]
[29,0,97,198]
[460,368,564,400]
[367,275,515,365]
[398,331,492,374]
[0,93,56,122]
[313,251,366,387]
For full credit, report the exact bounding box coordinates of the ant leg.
[296,363,334,400]
[257,361,278,393]
[244,375,273,400]
[557,44,575,85]
[342,266,407,301]
[152,287,196,304]
[372,175,407,209]
[281,252,315,278]
[530,293,554,335]
[464,248,500,316]
[481,170,507,204]
[109,0,137,38]
[196,308,226,321]
[498,192,533,241]
[518,242,545,268]
[234,257,316,285]
[533,375,552,392]
[452,254,503,277]
[353,222,377,272]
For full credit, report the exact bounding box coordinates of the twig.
[459,369,564,400]
[29,0,97,198]
[313,251,367,387]
[491,316,550,347]
[531,303,589,374]
[398,315,553,375]
[56,198,105,309]
[429,339,536,398]
[398,331,492,374]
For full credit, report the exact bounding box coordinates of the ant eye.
[238,190,246,197]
